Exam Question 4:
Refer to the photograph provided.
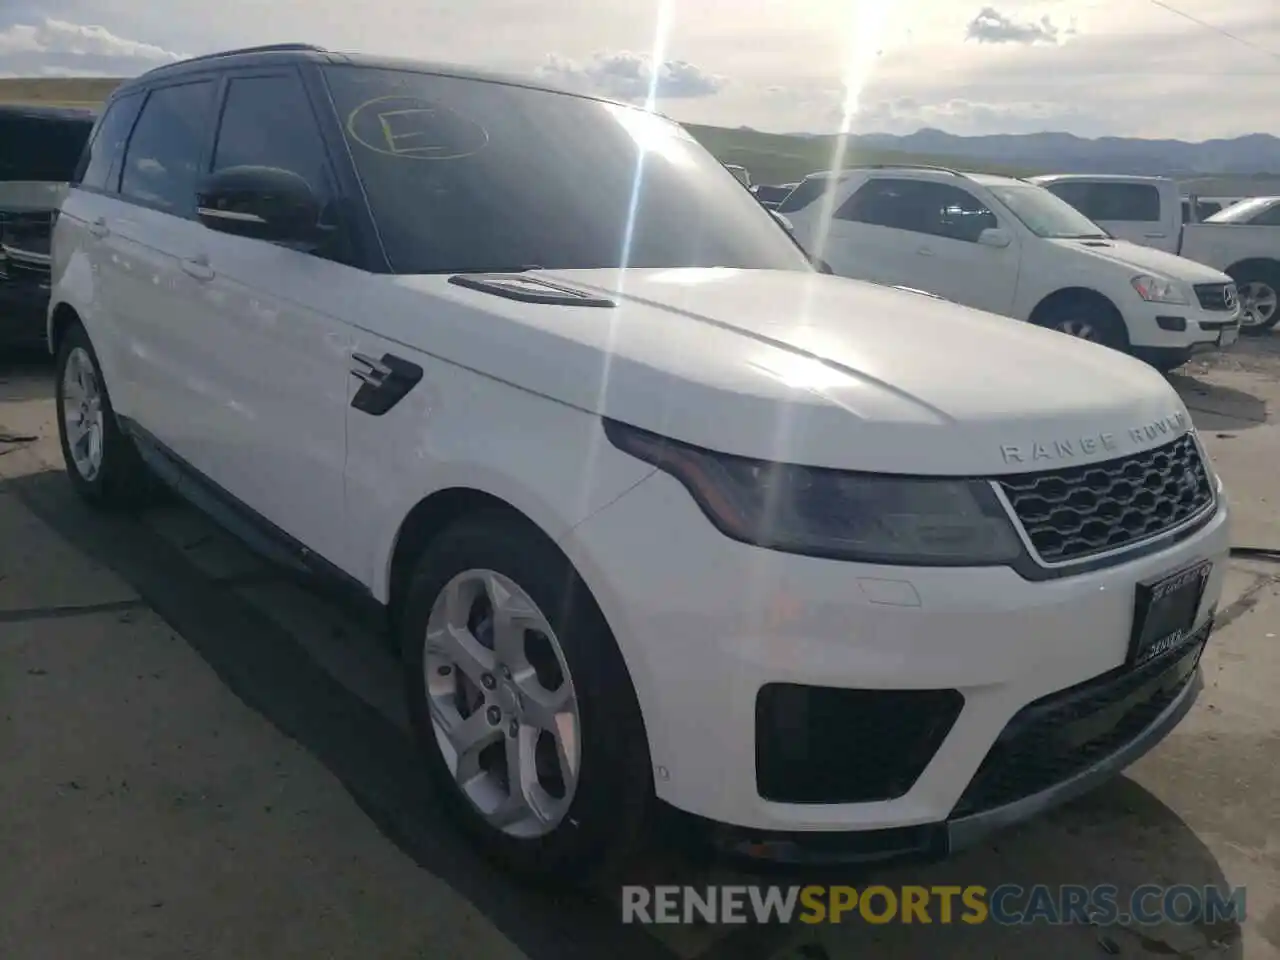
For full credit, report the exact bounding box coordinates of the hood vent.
[1079,240,1112,248]
[448,273,616,308]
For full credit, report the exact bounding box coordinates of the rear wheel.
[400,511,652,887]
[1229,264,1280,334]
[54,322,158,509]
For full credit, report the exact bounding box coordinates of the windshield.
[322,66,813,275]
[1205,196,1277,224]
[985,183,1110,239]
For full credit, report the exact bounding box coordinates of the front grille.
[997,433,1214,565]
[755,684,964,803]
[1193,282,1237,312]
[952,625,1206,817]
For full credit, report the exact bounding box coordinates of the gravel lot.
[1,337,1277,960]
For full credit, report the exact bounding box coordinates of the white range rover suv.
[779,167,1242,372]
[50,44,1230,883]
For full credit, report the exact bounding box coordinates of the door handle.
[917,246,934,257]
[180,255,214,282]
[88,217,109,239]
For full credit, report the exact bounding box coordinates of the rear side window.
[776,177,835,213]
[1044,181,1161,222]
[76,93,144,191]
[120,80,217,216]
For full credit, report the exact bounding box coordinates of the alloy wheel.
[423,569,581,838]
[61,346,105,482]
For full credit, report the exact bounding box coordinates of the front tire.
[400,511,653,886]
[1033,296,1129,352]
[54,321,157,509]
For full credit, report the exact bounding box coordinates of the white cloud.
[0,16,182,77]
[965,6,1064,45]
[537,50,725,101]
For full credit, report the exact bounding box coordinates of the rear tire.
[400,510,653,887]
[54,322,160,509]
[1227,264,1280,334]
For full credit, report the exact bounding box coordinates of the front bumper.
[1126,297,1240,351]
[564,467,1230,842]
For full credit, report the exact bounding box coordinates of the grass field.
[0,76,1037,186]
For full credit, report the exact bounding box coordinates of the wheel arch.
[48,301,82,356]
[1224,257,1280,281]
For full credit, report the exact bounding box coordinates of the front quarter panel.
[343,328,656,601]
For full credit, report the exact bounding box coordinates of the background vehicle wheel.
[1229,264,1280,334]
[400,510,653,887]
[1032,295,1129,352]
[55,322,160,509]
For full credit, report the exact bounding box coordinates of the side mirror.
[196,165,323,245]
[977,226,1011,248]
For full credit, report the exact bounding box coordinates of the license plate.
[1129,560,1213,666]
[1219,325,1239,347]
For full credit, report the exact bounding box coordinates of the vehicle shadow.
[0,346,52,403]
[1,465,1245,960]
[1170,372,1268,432]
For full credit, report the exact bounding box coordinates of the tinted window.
[1251,203,1280,226]
[777,177,837,213]
[323,66,811,274]
[1043,181,1160,222]
[838,179,997,242]
[212,74,332,199]
[120,81,217,215]
[76,94,144,191]
[0,110,95,183]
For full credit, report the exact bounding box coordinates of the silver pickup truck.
[0,105,96,347]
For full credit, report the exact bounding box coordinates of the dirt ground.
[1,336,1277,960]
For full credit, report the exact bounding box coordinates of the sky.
[1,0,1278,141]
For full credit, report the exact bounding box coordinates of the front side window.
[837,179,997,242]
[76,93,143,191]
[120,80,217,215]
[212,74,332,199]
[322,66,812,274]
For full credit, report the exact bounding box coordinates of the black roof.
[111,43,632,111]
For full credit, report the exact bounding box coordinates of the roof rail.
[163,43,327,68]
[856,163,966,176]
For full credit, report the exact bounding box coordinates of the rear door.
[102,77,223,452]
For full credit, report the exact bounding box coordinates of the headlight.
[1132,274,1189,305]
[604,420,1025,565]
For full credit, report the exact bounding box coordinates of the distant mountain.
[850,128,1280,176]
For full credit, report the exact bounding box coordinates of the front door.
[177,69,356,571]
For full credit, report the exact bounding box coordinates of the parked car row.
[773,165,1244,372]
[40,44,1231,886]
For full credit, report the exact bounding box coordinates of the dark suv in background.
[0,104,96,346]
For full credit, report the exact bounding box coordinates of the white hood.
[1046,237,1232,284]
[378,268,1193,476]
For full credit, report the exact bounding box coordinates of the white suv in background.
[780,167,1241,372]
[50,45,1229,883]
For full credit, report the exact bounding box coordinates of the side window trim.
[116,75,224,220]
